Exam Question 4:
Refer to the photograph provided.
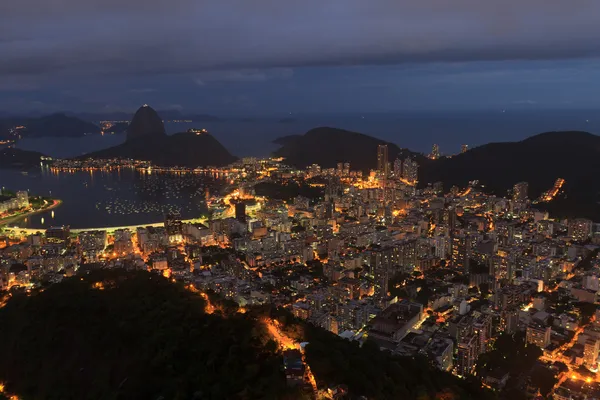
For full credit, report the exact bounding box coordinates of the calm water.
[0,168,218,229]
[16,110,600,159]
[6,110,600,228]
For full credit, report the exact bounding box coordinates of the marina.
[0,167,224,229]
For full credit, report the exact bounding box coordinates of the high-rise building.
[568,218,593,242]
[430,144,440,159]
[343,162,350,177]
[473,312,493,354]
[461,144,469,153]
[377,145,389,177]
[402,158,418,184]
[452,233,471,273]
[456,334,478,377]
[308,164,321,177]
[393,158,402,178]
[235,202,246,223]
[337,162,344,176]
[584,338,599,368]
[503,309,520,333]
[16,191,29,208]
[165,212,183,236]
[512,182,529,202]
[526,323,551,349]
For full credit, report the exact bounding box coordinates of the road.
[0,217,208,236]
[0,199,62,228]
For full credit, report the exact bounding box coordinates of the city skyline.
[3,1,600,398]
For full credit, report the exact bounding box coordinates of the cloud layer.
[2,0,600,77]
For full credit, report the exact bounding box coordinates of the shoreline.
[0,216,208,236]
[0,199,63,228]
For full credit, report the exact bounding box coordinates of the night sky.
[2,0,600,114]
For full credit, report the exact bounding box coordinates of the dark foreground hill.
[81,131,237,167]
[0,269,491,400]
[273,127,424,171]
[419,131,600,219]
[0,270,287,399]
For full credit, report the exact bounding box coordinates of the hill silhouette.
[126,105,165,141]
[0,113,100,137]
[0,270,287,399]
[82,106,236,167]
[0,269,491,400]
[275,128,599,218]
[0,148,45,169]
[419,131,600,219]
[82,131,237,167]
[273,127,423,171]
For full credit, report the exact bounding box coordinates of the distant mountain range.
[274,128,600,219]
[81,105,236,167]
[0,114,598,218]
[68,110,222,123]
[419,131,600,219]
[0,113,101,138]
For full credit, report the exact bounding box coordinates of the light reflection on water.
[0,167,221,229]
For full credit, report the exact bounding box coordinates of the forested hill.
[0,269,491,399]
[419,131,600,219]
[273,127,424,172]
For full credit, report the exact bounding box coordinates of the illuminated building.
[502,309,520,333]
[78,231,108,252]
[16,190,29,208]
[377,144,389,177]
[308,164,321,177]
[165,212,183,236]
[584,338,599,368]
[512,182,529,202]
[473,312,493,353]
[456,334,477,376]
[526,323,551,349]
[292,302,311,320]
[114,238,134,254]
[461,144,469,153]
[568,218,593,242]
[393,158,402,177]
[45,226,70,242]
[402,158,418,183]
[430,144,440,159]
[451,233,471,273]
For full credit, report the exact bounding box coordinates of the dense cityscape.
[0,141,598,399]
[5,1,600,398]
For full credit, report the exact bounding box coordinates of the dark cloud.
[2,0,600,77]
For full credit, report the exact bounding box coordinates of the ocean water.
[4,109,599,228]
[15,110,600,159]
[0,168,217,229]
